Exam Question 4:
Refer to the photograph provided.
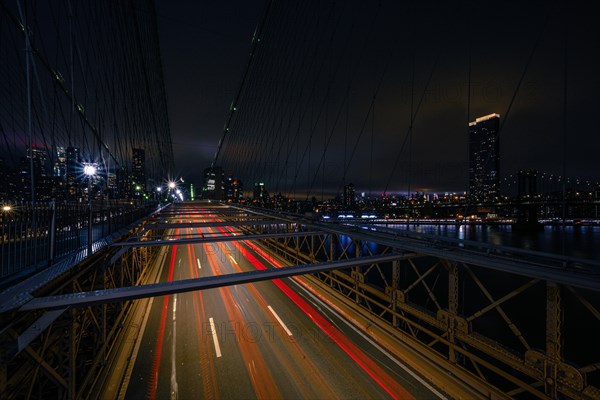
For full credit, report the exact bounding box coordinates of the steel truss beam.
[0,222,163,399]
[147,219,285,230]
[113,231,324,248]
[3,203,599,399]
[18,254,406,311]
[244,210,600,400]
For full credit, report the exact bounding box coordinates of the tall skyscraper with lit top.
[469,113,500,202]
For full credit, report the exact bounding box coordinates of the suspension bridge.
[1,1,599,399]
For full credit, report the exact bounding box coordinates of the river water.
[379,223,600,261]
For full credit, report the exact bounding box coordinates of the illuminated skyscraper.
[26,145,48,177]
[343,183,355,209]
[53,146,66,178]
[116,167,131,199]
[225,176,243,201]
[132,148,146,191]
[253,182,269,204]
[66,146,80,198]
[202,166,224,200]
[107,172,117,193]
[469,113,500,202]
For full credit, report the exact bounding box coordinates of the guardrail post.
[354,239,362,304]
[392,259,399,327]
[88,200,93,258]
[48,200,56,266]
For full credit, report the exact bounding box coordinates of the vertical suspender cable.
[369,92,374,198]
[211,0,274,171]
[407,27,415,226]
[561,4,568,254]
[464,9,472,219]
[17,0,36,204]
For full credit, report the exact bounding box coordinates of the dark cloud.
[157,0,600,195]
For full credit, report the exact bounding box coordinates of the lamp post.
[167,181,176,203]
[1,205,11,245]
[83,163,96,257]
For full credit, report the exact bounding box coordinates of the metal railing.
[0,200,161,281]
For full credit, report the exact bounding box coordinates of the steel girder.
[3,203,599,399]
[248,222,600,400]
[0,222,162,399]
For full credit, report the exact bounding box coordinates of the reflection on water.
[383,223,600,261]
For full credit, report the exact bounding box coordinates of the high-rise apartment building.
[53,146,66,178]
[66,146,80,198]
[225,176,244,201]
[26,145,48,177]
[253,182,269,203]
[202,166,224,200]
[469,113,500,202]
[343,183,356,209]
[132,148,146,191]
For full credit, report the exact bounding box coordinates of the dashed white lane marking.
[172,296,177,320]
[171,295,178,399]
[268,305,293,336]
[196,258,202,269]
[228,255,238,265]
[209,317,222,358]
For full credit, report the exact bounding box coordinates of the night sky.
[155,0,263,181]
[155,0,600,196]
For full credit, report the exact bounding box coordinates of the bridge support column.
[69,307,77,400]
[447,261,459,364]
[48,200,56,266]
[392,260,400,327]
[545,281,562,399]
[101,264,108,363]
[87,200,93,258]
[0,362,6,398]
[354,240,362,304]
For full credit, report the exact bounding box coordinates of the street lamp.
[1,205,12,241]
[83,164,97,176]
[0,204,12,228]
[168,181,176,190]
[174,189,183,201]
[83,163,96,257]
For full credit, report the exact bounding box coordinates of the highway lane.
[123,206,444,399]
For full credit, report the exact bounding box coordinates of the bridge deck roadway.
[106,207,447,399]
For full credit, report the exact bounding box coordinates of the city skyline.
[1,1,599,199]
[3,136,598,204]
[0,144,155,202]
